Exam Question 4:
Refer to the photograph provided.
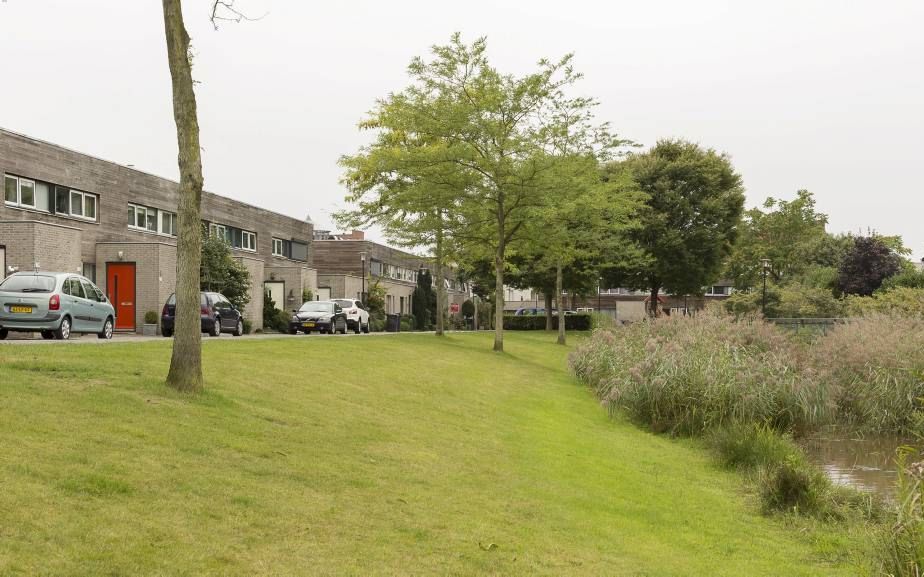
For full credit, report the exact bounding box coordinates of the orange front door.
[107,263,136,331]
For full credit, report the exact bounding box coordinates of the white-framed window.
[160,211,177,236]
[272,238,284,257]
[209,223,227,240]
[129,203,175,235]
[241,230,256,252]
[67,189,97,221]
[4,175,36,208]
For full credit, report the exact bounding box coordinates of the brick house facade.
[312,232,470,316]
[0,128,316,332]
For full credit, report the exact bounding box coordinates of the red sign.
[450,302,460,314]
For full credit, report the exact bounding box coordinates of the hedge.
[503,314,592,331]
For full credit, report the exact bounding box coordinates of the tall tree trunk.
[493,245,505,352]
[556,261,565,345]
[434,223,445,337]
[544,292,553,331]
[649,286,660,317]
[163,0,204,393]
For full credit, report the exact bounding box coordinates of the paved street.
[0,331,420,345]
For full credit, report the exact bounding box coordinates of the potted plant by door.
[142,311,159,337]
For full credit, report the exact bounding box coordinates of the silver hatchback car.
[0,272,115,340]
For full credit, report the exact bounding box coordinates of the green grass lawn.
[0,332,866,576]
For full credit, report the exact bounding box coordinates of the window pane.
[128,205,135,226]
[146,209,157,231]
[4,175,17,203]
[19,180,34,206]
[83,195,96,219]
[34,182,50,211]
[81,280,100,301]
[70,191,83,216]
[56,187,69,214]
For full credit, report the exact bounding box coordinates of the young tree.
[161,0,253,391]
[162,0,205,392]
[838,236,903,296]
[604,140,745,315]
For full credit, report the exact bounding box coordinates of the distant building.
[0,128,317,331]
[312,230,470,315]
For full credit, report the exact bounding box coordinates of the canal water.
[802,435,915,498]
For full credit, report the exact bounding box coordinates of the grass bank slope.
[0,333,859,576]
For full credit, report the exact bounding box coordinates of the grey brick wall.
[0,220,81,273]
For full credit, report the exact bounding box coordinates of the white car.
[332,299,370,334]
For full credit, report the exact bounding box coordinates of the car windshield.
[299,302,334,313]
[0,275,56,293]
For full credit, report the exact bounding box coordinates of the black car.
[161,291,244,337]
[289,301,347,335]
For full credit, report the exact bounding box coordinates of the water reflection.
[802,435,915,498]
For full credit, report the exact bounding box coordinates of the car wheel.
[233,319,244,337]
[41,330,54,340]
[339,319,347,334]
[0,329,8,341]
[97,317,114,340]
[354,320,361,334]
[288,328,298,335]
[363,321,370,334]
[54,317,72,340]
[209,318,221,337]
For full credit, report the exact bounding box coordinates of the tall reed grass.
[569,310,836,436]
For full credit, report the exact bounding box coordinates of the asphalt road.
[0,331,414,345]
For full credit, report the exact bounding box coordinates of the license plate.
[303,322,315,328]
[10,305,32,314]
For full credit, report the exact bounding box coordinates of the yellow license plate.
[10,305,32,314]
[303,322,315,328]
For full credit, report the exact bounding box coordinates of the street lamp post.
[360,252,366,302]
[761,258,771,316]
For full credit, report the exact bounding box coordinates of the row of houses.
[0,128,470,332]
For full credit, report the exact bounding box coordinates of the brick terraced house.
[312,229,470,316]
[0,128,317,332]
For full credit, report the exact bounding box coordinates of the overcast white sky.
[1,1,922,258]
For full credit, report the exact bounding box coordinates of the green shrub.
[847,287,924,317]
[706,424,798,470]
[504,314,591,331]
[262,290,290,333]
[758,454,827,515]
[143,311,159,325]
[369,314,386,333]
[399,314,415,332]
[242,320,253,334]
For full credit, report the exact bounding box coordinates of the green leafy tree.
[200,235,251,311]
[725,190,830,289]
[604,139,745,315]
[365,278,387,319]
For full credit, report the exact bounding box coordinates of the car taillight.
[201,305,210,316]
[162,303,169,316]
[49,294,60,311]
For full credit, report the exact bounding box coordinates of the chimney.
[348,230,365,240]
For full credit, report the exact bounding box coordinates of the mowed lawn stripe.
[0,333,859,575]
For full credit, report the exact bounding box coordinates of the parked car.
[160,291,244,337]
[332,298,370,334]
[289,301,347,335]
[0,272,115,340]
[514,307,545,316]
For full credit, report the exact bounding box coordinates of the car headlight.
[291,315,299,322]
[319,315,332,321]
